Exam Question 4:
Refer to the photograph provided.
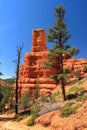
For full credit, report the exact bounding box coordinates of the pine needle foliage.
[44,5,79,101]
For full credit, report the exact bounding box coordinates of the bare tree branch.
[14,42,24,116]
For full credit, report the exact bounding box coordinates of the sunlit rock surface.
[18,29,87,97]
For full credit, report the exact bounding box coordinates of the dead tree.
[14,43,24,116]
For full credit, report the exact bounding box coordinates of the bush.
[76,95,83,102]
[83,64,87,72]
[20,92,31,111]
[16,115,24,121]
[68,86,85,94]
[64,102,74,107]
[74,70,81,80]
[40,95,49,102]
[7,109,15,114]
[16,114,29,121]
[82,95,87,102]
[0,86,14,112]
[73,104,82,110]
[70,79,78,85]
[27,115,36,126]
[60,102,81,117]
[30,101,39,117]
[34,77,39,99]
[67,93,78,100]
[60,107,76,117]
[51,91,61,101]
[76,95,87,102]
[26,101,40,126]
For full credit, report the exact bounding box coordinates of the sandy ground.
[0,114,30,130]
[0,77,87,130]
[0,114,49,130]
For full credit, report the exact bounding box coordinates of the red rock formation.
[35,101,87,130]
[18,29,57,97]
[32,29,47,52]
[18,29,87,97]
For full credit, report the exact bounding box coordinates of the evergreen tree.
[44,5,79,101]
[20,92,29,112]
[0,86,14,112]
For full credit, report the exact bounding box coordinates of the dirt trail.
[0,114,30,130]
[0,114,48,130]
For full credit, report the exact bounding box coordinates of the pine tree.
[20,92,29,112]
[45,5,79,101]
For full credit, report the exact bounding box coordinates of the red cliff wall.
[18,29,87,97]
[18,29,57,97]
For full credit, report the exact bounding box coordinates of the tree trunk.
[15,53,20,116]
[60,52,66,101]
[14,43,24,116]
[61,79,66,101]
[15,71,19,116]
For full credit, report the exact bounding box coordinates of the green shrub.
[68,86,85,94]
[35,77,39,99]
[51,91,61,100]
[60,101,75,117]
[77,87,85,93]
[26,101,39,126]
[73,104,82,110]
[0,86,14,112]
[20,92,30,111]
[76,95,83,102]
[7,109,15,114]
[82,95,87,102]
[74,70,81,80]
[27,115,36,126]
[83,64,87,72]
[40,95,48,102]
[64,68,70,74]
[16,115,24,121]
[16,114,29,121]
[64,102,74,108]
[60,102,81,117]
[76,95,87,102]
[30,102,39,117]
[40,92,61,103]
[70,79,78,85]
[67,93,77,100]
[60,107,76,117]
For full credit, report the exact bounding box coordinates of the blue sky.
[0,0,87,79]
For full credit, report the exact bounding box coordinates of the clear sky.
[0,0,87,79]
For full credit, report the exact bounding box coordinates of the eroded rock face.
[18,29,87,97]
[32,29,47,52]
[35,101,87,130]
[18,29,57,97]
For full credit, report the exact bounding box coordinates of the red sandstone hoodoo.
[18,29,87,97]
